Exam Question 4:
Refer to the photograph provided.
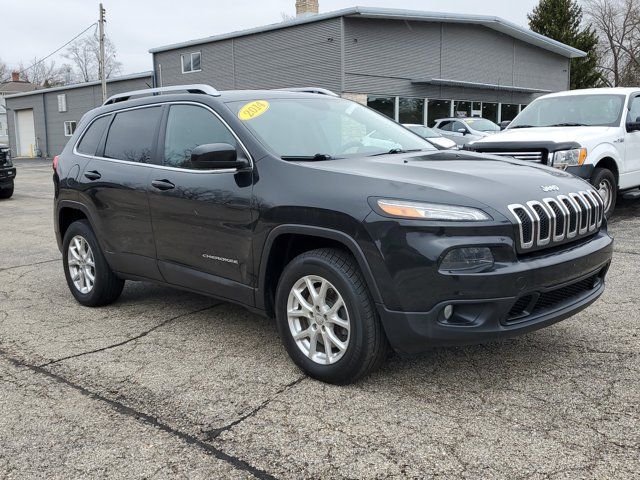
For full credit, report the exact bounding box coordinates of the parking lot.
[0,159,638,479]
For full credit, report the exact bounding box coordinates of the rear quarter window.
[76,116,111,156]
[104,107,162,163]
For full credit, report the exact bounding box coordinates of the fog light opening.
[443,304,454,320]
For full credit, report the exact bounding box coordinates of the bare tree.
[0,58,8,82]
[18,58,68,87]
[63,34,122,82]
[584,0,640,86]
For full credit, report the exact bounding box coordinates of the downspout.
[41,93,49,158]
[340,17,345,95]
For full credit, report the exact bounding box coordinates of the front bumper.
[0,167,16,187]
[565,164,594,180]
[376,231,613,354]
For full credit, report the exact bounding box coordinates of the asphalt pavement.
[0,159,638,479]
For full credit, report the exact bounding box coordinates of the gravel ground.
[0,159,638,479]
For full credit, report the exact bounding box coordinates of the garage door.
[16,109,36,157]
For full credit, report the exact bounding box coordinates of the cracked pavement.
[0,159,638,479]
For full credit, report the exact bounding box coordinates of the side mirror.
[499,121,511,130]
[627,116,640,132]
[190,143,250,170]
[457,128,468,135]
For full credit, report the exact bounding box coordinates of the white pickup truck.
[466,88,640,217]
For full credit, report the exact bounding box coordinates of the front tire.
[275,248,389,384]
[62,220,124,307]
[591,167,616,218]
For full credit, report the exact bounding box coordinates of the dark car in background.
[0,144,15,199]
[53,85,613,384]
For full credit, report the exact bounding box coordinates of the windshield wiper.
[548,122,587,127]
[509,124,537,129]
[281,153,336,161]
[370,148,424,157]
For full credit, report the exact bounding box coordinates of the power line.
[1,22,97,83]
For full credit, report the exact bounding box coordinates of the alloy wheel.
[287,275,351,365]
[68,235,96,294]
[598,179,613,213]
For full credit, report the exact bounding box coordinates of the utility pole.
[99,3,107,102]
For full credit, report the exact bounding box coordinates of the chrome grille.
[484,151,545,162]
[509,190,604,251]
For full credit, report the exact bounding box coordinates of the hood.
[298,151,593,219]
[471,126,614,146]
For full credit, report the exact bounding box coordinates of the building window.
[398,98,424,124]
[57,94,67,112]
[367,96,395,119]
[471,102,482,117]
[427,99,452,127]
[453,101,472,118]
[501,103,520,122]
[181,52,201,73]
[482,103,499,123]
[64,121,77,137]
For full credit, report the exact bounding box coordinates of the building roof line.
[4,71,154,100]
[148,6,586,59]
[414,78,553,94]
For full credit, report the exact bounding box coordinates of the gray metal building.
[4,72,152,158]
[150,6,585,126]
[4,6,585,158]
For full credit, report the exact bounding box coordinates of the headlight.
[440,247,494,272]
[377,199,491,221]
[552,148,587,169]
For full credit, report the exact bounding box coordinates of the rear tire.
[62,220,124,307]
[0,185,14,199]
[275,248,389,384]
[590,167,616,218]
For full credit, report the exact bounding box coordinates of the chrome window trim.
[543,197,567,242]
[558,194,579,239]
[526,200,551,246]
[72,101,253,175]
[508,204,535,250]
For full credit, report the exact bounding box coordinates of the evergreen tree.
[528,0,603,89]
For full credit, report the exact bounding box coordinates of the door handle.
[84,170,101,181]
[151,179,175,191]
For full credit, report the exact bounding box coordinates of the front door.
[624,93,640,187]
[147,103,255,303]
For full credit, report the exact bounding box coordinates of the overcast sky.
[1,0,539,76]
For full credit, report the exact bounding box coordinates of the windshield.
[228,97,436,158]
[510,94,625,128]
[406,125,440,138]
[464,118,500,132]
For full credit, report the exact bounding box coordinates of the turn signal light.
[52,155,59,172]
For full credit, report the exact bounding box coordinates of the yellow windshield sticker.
[238,100,270,121]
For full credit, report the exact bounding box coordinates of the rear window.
[76,116,110,156]
[104,107,162,163]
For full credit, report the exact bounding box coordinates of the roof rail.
[276,87,340,97]
[103,84,221,105]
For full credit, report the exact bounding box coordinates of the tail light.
[52,155,59,172]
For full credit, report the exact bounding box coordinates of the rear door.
[147,103,255,303]
[78,106,163,280]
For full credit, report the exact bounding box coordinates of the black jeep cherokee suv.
[0,143,15,199]
[53,85,613,384]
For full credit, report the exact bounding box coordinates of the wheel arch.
[594,156,620,186]
[257,225,383,318]
[56,201,100,251]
